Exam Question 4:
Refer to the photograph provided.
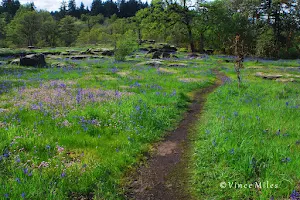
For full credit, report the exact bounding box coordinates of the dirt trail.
[125,70,227,200]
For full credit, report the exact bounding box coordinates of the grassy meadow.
[1,50,300,199]
[191,59,300,199]
[0,52,215,199]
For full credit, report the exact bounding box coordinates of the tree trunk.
[138,27,142,45]
[199,33,204,53]
[187,24,195,52]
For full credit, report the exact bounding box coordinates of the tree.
[39,11,58,46]
[81,14,104,31]
[91,0,104,16]
[59,15,78,46]
[1,0,20,19]
[103,0,118,17]
[68,0,78,17]
[58,0,67,19]
[256,27,277,57]
[6,7,42,47]
[79,2,88,16]
[0,14,6,45]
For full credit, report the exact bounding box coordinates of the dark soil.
[124,70,227,200]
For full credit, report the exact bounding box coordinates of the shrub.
[114,30,138,61]
[287,47,299,59]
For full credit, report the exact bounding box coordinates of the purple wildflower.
[61,172,66,178]
[21,192,26,198]
[23,168,28,174]
[16,178,21,183]
[16,157,21,163]
[290,190,300,200]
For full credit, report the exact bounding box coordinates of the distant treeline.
[0,0,300,59]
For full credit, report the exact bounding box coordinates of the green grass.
[0,54,214,199]
[191,61,300,199]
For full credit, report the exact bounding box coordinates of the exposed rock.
[136,60,163,67]
[285,74,300,78]
[70,55,89,60]
[42,52,61,56]
[255,72,283,80]
[92,49,102,53]
[61,52,71,56]
[101,50,114,56]
[162,52,170,59]
[9,59,20,65]
[51,63,69,68]
[147,48,158,54]
[168,63,187,67]
[20,54,46,67]
[248,66,263,69]
[91,56,104,59]
[80,48,95,55]
[152,51,162,59]
[160,44,177,53]
[66,50,80,54]
[276,78,296,83]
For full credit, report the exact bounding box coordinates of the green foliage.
[5,7,41,47]
[58,15,78,46]
[0,0,300,58]
[114,30,138,61]
[256,28,277,58]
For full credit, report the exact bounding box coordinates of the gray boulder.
[152,51,162,59]
[162,52,170,59]
[101,50,114,56]
[9,59,20,65]
[160,44,177,53]
[20,54,46,67]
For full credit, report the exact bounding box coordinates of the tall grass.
[192,76,300,199]
[0,57,214,199]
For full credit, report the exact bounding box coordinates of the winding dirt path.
[125,70,227,200]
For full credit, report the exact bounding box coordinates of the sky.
[19,0,94,12]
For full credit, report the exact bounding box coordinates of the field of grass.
[191,60,300,199]
[1,50,300,199]
[0,53,215,199]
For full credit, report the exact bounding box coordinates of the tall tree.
[91,0,104,16]
[58,0,67,19]
[67,0,77,17]
[103,0,118,17]
[59,15,78,46]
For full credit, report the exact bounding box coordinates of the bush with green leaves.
[114,30,138,61]
[256,28,277,58]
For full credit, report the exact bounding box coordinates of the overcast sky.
[19,0,95,12]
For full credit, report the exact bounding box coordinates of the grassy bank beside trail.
[191,64,300,199]
[0,58,214,199]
